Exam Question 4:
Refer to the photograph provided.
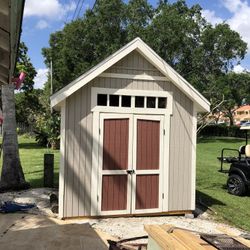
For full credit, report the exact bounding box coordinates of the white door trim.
[90,88,172,216]
[91,111,171,215]
[131,115,164,214]
[97,113,133,216]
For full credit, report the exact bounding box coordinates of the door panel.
[136,175,159,209]
[101,175,128,211]
[99,114,132,215]
[99,114,163,215]
[137,119,160,170]
[103,119,129,170]
[132,115,163,213]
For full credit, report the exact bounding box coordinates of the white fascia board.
[51,37,210,113]
[136,41,210,113]
[51,39,140,108]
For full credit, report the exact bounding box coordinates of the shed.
[51,38,210,219]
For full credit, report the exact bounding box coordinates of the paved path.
[0,213,110,250]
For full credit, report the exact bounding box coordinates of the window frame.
[91,87,173,115]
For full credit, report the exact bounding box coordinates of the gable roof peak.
[51,38,210,112]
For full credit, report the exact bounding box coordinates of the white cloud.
[202,1,250,53]
[222,0,250,52]
[24,0,76,20]
[222,0,246,13]
[201,9,223,26]
[233,64,245,73]
[34,68,48,89]
[35,20,49,30]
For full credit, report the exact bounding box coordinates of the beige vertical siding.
[106,50,165,76]
[62,52,194,217]
[64,85,93,217]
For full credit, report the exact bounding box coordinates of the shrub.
[33,112,60,148]
[198,124,246,138]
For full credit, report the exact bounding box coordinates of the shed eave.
[50,37,210,112]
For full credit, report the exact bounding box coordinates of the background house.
[234,105,250,125]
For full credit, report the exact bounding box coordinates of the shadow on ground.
[18,142,45,150]
[195,190,226,217]
[26,172,59,188]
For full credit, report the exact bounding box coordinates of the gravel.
[90,212,247,240]
[0,188,248,241]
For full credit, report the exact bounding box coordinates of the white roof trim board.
[51,37,210,112]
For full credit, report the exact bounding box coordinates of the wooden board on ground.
[217,226,250,248]
[145,224,250,250]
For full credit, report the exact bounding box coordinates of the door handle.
[126,169,135,174]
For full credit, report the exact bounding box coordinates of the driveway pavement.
[0,213,110,250]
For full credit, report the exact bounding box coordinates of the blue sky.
[21,0,250,88]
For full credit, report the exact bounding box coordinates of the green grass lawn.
[0,135,60,188]
[197,137,250,231]
[1,135,250,231]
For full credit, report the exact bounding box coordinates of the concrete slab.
[0,214,110,250]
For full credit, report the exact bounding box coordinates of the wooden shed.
[51,38,210,219]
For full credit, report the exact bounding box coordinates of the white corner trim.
[190,104,197,210]
[50,37,210,112]
[58,101,66,219]
[90,111,100,216]
[100,72,168,82]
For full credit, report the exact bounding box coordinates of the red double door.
[98,114,164,215]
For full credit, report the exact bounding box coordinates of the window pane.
[121,95,131,107]
[158,97,167,109]
[135,96,144,108]
[147,97,156,108]
[97,94,107,106]
[109,95,119,106]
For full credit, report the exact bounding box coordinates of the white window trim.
[91,87,173,115]
[90,87,172,216]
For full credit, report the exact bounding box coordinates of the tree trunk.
[0,84,29,191]
[227,110,234,126]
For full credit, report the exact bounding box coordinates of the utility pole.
[50,60,53,95]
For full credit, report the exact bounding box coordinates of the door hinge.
[162,193,164,199]
[163,129,165,135]
[97,195,99,202]
[99,128,101,135]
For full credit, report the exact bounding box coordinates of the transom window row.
[97,94,167,109]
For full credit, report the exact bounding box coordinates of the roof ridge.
[51,38,210,112]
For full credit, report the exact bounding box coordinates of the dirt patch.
[0,188,58,217]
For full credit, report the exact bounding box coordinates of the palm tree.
[0,84,29,191]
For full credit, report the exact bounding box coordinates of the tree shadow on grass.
[195,190,226,217]
[18,142,59,152]
[26,171,59,189]
[18,142,44,150]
